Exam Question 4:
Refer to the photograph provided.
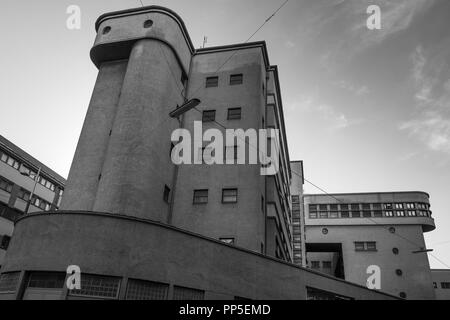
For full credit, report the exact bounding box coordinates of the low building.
[0,135,65,268]
[431,269,450,300]
[304,191,436,299]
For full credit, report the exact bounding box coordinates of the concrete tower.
[61,6,194,222]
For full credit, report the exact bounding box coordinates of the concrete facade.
[304,192,436,299]
[0,135,66,269]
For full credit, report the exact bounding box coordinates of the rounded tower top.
[91,5,194,74]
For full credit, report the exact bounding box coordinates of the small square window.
[374,210,383,217]
[363,211,372,218]
[229,74,243,85]
[311,261,320,269]
[222,188,238,203]
[227,108,241,120]
[163,185,170,203]
[0,235,11,250]
[205,76,218,88]
[366,242,377,251]
[355,242,365,251]
[319,211,328,219]
[322,261,332,269]
[202,110,216,122]
[193,189,208,204]
[329,211,338,218]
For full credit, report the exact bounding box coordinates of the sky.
[0,0,449,268]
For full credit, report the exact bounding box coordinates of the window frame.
[222,188,238,204]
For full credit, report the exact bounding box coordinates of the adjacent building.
[0,135,65,269]
[290,161,306,266]
[304,191,436,299]
[431,269,450,300]
[0,5,398,300]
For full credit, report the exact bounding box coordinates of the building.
[0,135,66,269]
[0,5,399,300]
[304,191,436,299]
[431,269,450,300]
[290,161,306,266]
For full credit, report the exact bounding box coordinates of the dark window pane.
[205,76,218,88]
[202,110,216,122]
[229,74,243,85]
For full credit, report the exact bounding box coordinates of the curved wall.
[1,212,397,300]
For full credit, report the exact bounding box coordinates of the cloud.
[308,0,433,69]
[400,42,450,155]
[290,94,362,131]
[400,112,450,154]
[334,80,370,96]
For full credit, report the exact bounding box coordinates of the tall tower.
[61,6,194,222]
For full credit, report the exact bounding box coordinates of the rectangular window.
[396,211,405,217]
[309,204,317,212]
[384,203,393,209]
[352,211,362,218]
[205,76,218,88]
[27,272,65,289]
[222,188,238,203]
[17,188,30,201]
[193,189,208,204]
[163,185,170,203]
[355,242,376,251]
[341,211,350,218]
[385,210,394,217]
[366,242,377,251]
[0,272,20,293]
[219,238,235,245]
[373,203,382,210]
[441,282,450,289]
[329,211,338,218]
[69,274,120,299]
[309,212,317,219]
[351,204,360,210]
[227,107,242,120]
[229,74,243,85]
[362,203,371,210]
[363,211,372,218]
[311,261,320,269]
[0,235,11,250]
[319,211,328,219]
[0,177,13,193]
[395,203,403,209]
[340,204,349,210]
[354,242,365,251]
[322,261,332,269]
[125,279,169,300]
[319,204,327,211]
[374,210,383,217]
[330,204,338,211]
[407,210,416,217]
[173,286,205,300]
[202,110,216,122]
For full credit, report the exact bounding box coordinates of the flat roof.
[0,134,66,186]
[304,191,430,198]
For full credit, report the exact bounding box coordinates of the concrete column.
[93,39,183,221]
[61,61,128,211]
